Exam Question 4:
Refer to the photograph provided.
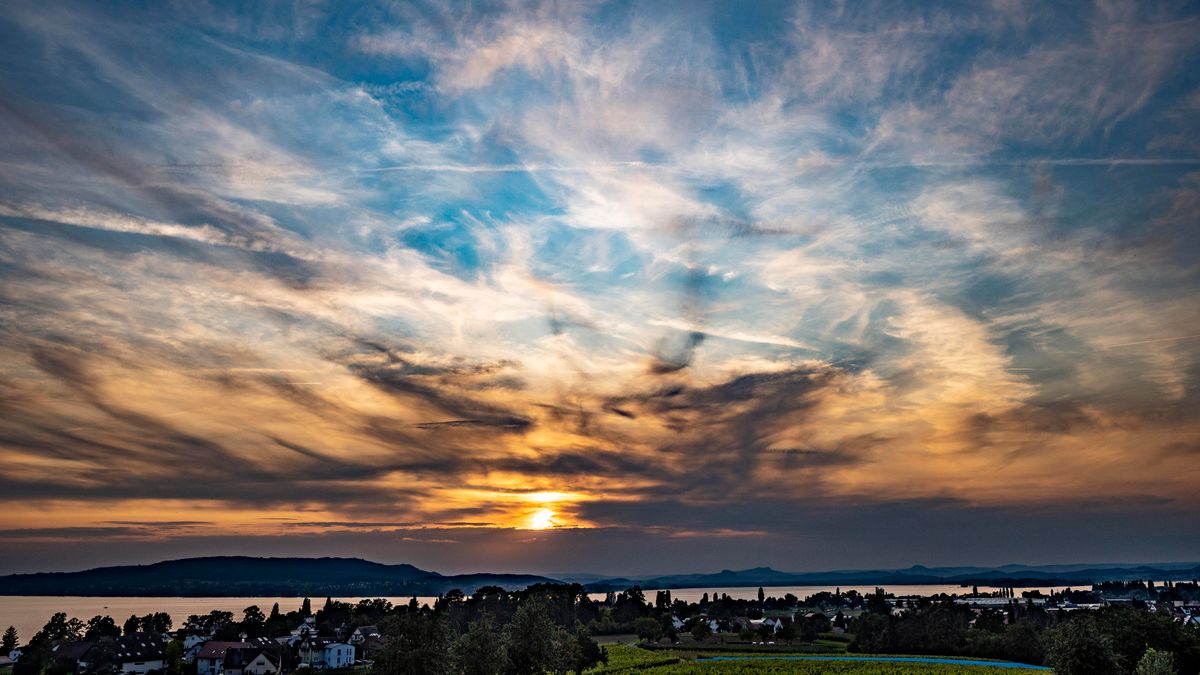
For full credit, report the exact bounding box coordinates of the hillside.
[0,556,557,596]
[3,556,1196,596]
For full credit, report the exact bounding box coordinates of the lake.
[0,583,1073,646]
[0,596,438,646]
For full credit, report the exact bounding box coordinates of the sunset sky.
[1,0,1198,576]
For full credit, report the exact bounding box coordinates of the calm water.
[0,596,438,646]
[0,583,1073,646]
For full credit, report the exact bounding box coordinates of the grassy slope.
[587,645,1047,675]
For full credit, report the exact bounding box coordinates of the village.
[3,581,1199,675]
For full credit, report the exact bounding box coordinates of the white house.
[323,643,354,669]
[181,635,213,664]
[299,639,354,670]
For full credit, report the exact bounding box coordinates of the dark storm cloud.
[572,365,882,506]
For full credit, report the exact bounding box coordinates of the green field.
[614,662,1046,674]
[586,645,1048,674]
[587,644,682,672]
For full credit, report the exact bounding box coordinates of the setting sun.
[528,508,556,530]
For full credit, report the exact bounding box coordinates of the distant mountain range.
[1,556,1197,596]
[571,561,1200,592]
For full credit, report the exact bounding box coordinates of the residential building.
[299,639,354,670]
[348,626,379,645]
[222,647,281,675]
[196,642,251,675]
[82,634,166,675]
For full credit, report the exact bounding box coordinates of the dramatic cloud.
[0,0,1198,575]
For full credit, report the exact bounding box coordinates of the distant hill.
[2,556,1197,596]
[573,562,1200,592]
[0,556,558,597]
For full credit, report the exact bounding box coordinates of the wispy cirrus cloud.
[0,0,1197,574]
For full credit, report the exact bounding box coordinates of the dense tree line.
[371,586,607,675]
[850,593,1200,675]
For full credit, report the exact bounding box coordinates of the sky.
[0,0,1198,577]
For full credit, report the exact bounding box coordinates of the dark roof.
[196,641,250,660]
[354,626,379,636]
[223,648,280,670]
[112,634,165,662]
[53,641,96,661]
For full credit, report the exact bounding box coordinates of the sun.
[528,508,556,530]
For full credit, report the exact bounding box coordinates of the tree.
[141,612,172,634]
[2,626,18,654]
[455,615,505,675]
[690,621,712,643]
[300,598,312,617]
[1045,616,1121,675]
[40,613,84,643]
[84,616,121,640]
[777,620,797,645]
[564,628,606,674]
[165,640,184,675]
[632,617,663,643]
[502,600,557,675]
[849,612,891,653]
[1000,619,1045,666]
[241,605,266,638]
[12,634,51,675]
[123,615,141,636]
[376,613,453,675]
[758,587,765,603]
[1136,648,1177,675]
[801,613,831,643]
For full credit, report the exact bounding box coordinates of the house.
[222,647,281,675]
[52,641,96,672]
[323,643,354,669]
[84,634,166,675]
[299,640,354,670]
[183,635,214,665]
[196,639,277,675]
[180,634,210,656]
[283,623,317,648]
[348,626,379,645]
[357,636,385,655]
[196,642,252,675]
